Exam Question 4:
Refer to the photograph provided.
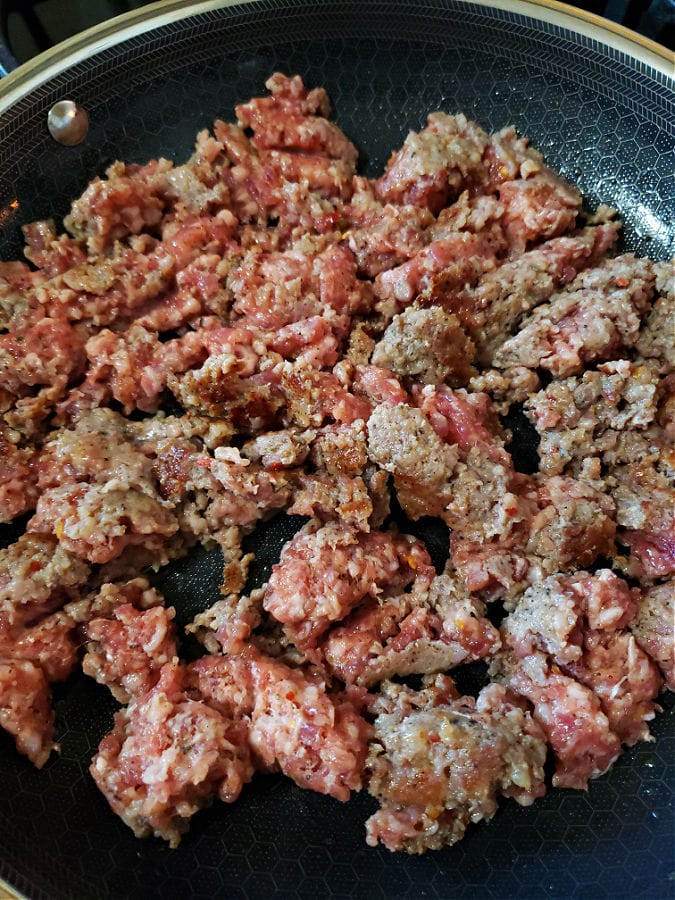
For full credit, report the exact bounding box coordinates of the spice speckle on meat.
[1,72,672,853]
[365,677,546,853]
[91,662,254,847]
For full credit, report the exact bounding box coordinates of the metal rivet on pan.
[47,100,89,146]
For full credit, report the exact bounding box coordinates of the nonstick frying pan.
[0,2,673,898]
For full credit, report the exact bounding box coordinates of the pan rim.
[0,0,673,115]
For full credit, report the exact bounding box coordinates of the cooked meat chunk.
[190,648,370,800]
[279,363,372,429]
[0,316,87,398]
[0,429,39,522]
[367,402,458,519]
[64,160,169,253]
[371,305,475,385]
[636,261,675,372]
[523,475,617,571]
[28,481,178,565]
[153,438,292,538]
[246,649,370,799]
[344,178,432,276]
[236,72,357,165]
[66,577,166,624]
[0,610,78,683]
[375,112,489,212]
[0,533,89,627]
[496,170,580,252]
[374,231,501,309]
[502,570,638,664]
[79,324,207,414]
[186,654,254,719]
[561,631,662,746]
[308,421,368,476]
[525,360,660,475]
[365,678,546,853]
[493,255,655,375]
[230,242,369,329]
[242,426,315,469]
[478,125,569,194]
[631,581,674,689]
[414,384,509,460]
[84,603,178,703]
[500,570,661,745]
[468,366,541,409]
[188,590,264,656]
[28,409,178,563]
[287,471,377,531]
[22,219,86,278]
[352,364,410,407]
[436,223,620,366]
[215,118,353,228]
[0,72,671,857]
[452,470,617,604]
[610,461,675,580]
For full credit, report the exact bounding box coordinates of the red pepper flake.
[428,732,440,743]
[195,458,212,469]
[614,277,629,287]
[285,691,295,702]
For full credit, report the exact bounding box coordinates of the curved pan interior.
[0,2,673,898]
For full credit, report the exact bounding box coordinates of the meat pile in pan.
[0,73,672,853]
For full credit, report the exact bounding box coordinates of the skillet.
[0,2,673,897]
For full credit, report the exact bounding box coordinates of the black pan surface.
[0,2,673,898]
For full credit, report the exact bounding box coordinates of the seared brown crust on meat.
[525,360,660,476]
[365,677,546,852]
[493,255,655,375]
[367,402,458,519]
[371,305,476,386]
[631,581,675,690]
[0,533,89,627]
